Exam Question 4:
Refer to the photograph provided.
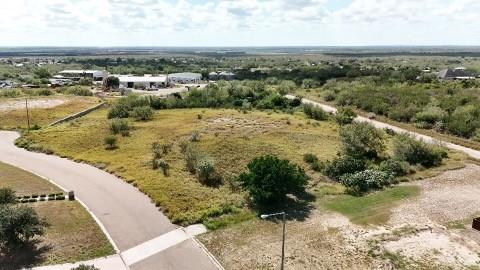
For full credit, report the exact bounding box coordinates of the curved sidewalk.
[287,95,480,160]
[0,131,220,270]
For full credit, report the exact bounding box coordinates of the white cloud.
[0,0,479,46]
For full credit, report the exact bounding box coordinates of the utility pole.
[25,98,30,132]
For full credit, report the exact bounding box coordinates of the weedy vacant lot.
[0,95,101,129]
[17,104,476,269]
[0,161,114,268]
[20,108,343,225]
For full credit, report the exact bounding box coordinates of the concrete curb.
[49,101,106,126]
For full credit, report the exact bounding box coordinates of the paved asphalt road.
[0,131,219,270]
[286,95,480,160]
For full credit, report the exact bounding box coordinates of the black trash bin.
[473,217,480,231]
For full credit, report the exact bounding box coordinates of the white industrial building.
[208,71,235,81]
[168,73,202,84]
[58,70,108,82]
[118,75,168,90]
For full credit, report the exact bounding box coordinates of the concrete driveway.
[0,131,221,270]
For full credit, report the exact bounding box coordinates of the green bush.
[335,107,357,125]
[0,89,22,98]
[0,205,47,247]
[107,103,130,119]
[414,106,446,127]
[104,135,118,150]
[71,264,99,270]
[303,153,319,164]
[196,158,221,186]
[392,133,447,167]
[378,159,409,177]
[341,170,393,195]
[323,155,366,181]
[66,86,93,96]
[110,118,130,136]
[303,103,328,121]
[130,106,153,121]
[239,155,308,206]
[0,188,16,204]
[323,90,336,101]
[340,122,385,159]
[34,88,53,96]
[153,159,169,176]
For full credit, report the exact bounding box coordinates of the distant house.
[118,75,168,89]
[58,70,108,82]
[209,71,235,81]
[168,73,202,84]
[437,67,476,80]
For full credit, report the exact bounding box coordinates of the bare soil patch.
[201,165,480,270]
[0,98,65,112]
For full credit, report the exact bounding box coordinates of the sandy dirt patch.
[0,99,65,112]
[205,116,284,137]
[201,165,480,270]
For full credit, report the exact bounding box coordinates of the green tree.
[0,205,47,248]
[34,68,51,79]
[340,122,385,159]
[0,188,16,205]
[335,107,357,125]
[239,155,308,205]
[105,76,120,89]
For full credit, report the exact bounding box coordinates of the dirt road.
[286,95,480,159]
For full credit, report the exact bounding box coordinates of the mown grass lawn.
[321,185,421,225]
[0,162,114,268]
[0,95,101,130]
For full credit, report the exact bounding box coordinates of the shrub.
[303,153,319,164]
[323,90,336,101]
[110,119,130,136]
[190,131,201,142]
[71,264,99,270]
[66,86,93,96]
[341,170,393,195]
[392,133,447,167]
[104,135,118,150]
[34,88,53,96]
[323,155,366,181]
[340,122,385,159]
[238,155,308,206]
[153,159,169,176]
[335,107,357,125]
[378,159,409,177]
[185,145,200,173]
[0,188,16,205]
[107,103,130,119]
[130,106,153,121]
[152,142,171,159]
[196,158,221,186]
[0,205,47,247]
[303,103,328,121]
[0,89,22,98]
[414,106,446,126]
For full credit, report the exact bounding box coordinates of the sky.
[1,0,480,47]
